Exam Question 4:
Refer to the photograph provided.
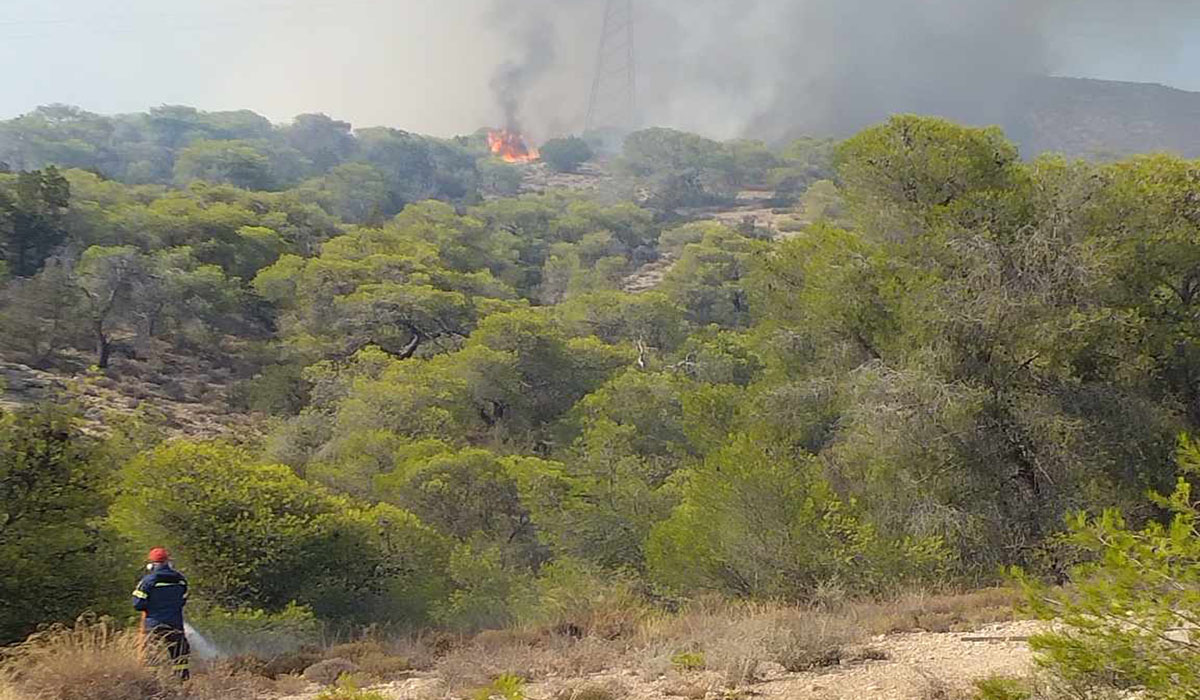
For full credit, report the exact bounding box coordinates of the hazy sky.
[1,0,1197,137]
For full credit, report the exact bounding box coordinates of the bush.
[648,437,948,600]
[315,676,388,700]
[974,676,1032,700]
[773,616,864,672]
[0,406,127,644]
[323,639,423,680]
[519,559,649,640]
[552,680,626,700]
[304,657,360,686]
[1022,437,1200,699]
[0,618,180,700]
[472,673,526,700]
[540,137,593,173]
[111,440,451,624]
[670,651,706,671]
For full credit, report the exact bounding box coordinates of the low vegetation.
[0,592,1022,700]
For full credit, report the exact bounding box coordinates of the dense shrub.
[540,137,594,173]
[1022,437,1200,699]
[0,406,126,644]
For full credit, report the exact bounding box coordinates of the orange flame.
[488,128,540,163]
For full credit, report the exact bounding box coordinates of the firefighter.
[132,547,190,680]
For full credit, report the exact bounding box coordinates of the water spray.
[183,623,222,660]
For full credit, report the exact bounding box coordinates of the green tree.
[621,128,737,209]
[375,447,546,567]
[0,167,71,277]
[767,137,838,199]
[1024,436,1200,699]
[647,437,946,599]
[283,113,357,173]
[297,163,397,223]
[112,441,450,623]
[253,206,519,363]
[660,223,768,328]
[75,245,149,368]
[0,258,82,367]
[174,139,275,190]
[835,114,1020,238]
[540,136,593,173]
[0,405,125,644]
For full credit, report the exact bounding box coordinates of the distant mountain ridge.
[1010,77,1200,158]
[760,76,1200,159]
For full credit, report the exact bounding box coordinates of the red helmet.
[147,547,170,563]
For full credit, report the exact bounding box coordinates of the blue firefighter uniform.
[132,562,190,679]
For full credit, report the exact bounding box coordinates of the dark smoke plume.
[489,1,558,130]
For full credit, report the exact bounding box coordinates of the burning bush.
[488,129,539,163]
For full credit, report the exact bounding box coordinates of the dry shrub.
[272,674,312,696]
[304,657,360,685]
[914,668,970,700]
[0,618,183,700]
[261,649,324,679]
[387,635,438,671]
[322,640,418,680]
[436,633,623,691]
[529,566,650,641]
[660,673,722,700]
[552,678,628,700]
[852,588,1020,635]
[635,600,868,685]
[182,667,273,700]
[771,612,867,672]
[356,651,416,681]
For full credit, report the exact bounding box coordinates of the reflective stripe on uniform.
[132,589,149,599]
[154,581,184,587]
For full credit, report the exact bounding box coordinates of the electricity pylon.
[584,0,637,133]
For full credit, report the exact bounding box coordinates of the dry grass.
[914,670,970,700]
[428,589,1020,692]
[323,638,431,679]
[851,588,1020,635]
[183,668,274,700]
[436,632,625,691]
[635,600,873,685]
[0,591,1019,700]
[272,674,312,696]
[0,618,275,700]
[660,673,724,699]
[0,618,183,700]
[551,678,629,700]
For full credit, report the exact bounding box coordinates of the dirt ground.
[286,620,1038,700]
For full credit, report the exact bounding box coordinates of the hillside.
[1014,76,1200,158]
[4,113,1200,700]
[760,76,1200,159]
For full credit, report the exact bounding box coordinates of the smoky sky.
[0,0,1198,139]
[498,0,1200,140]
